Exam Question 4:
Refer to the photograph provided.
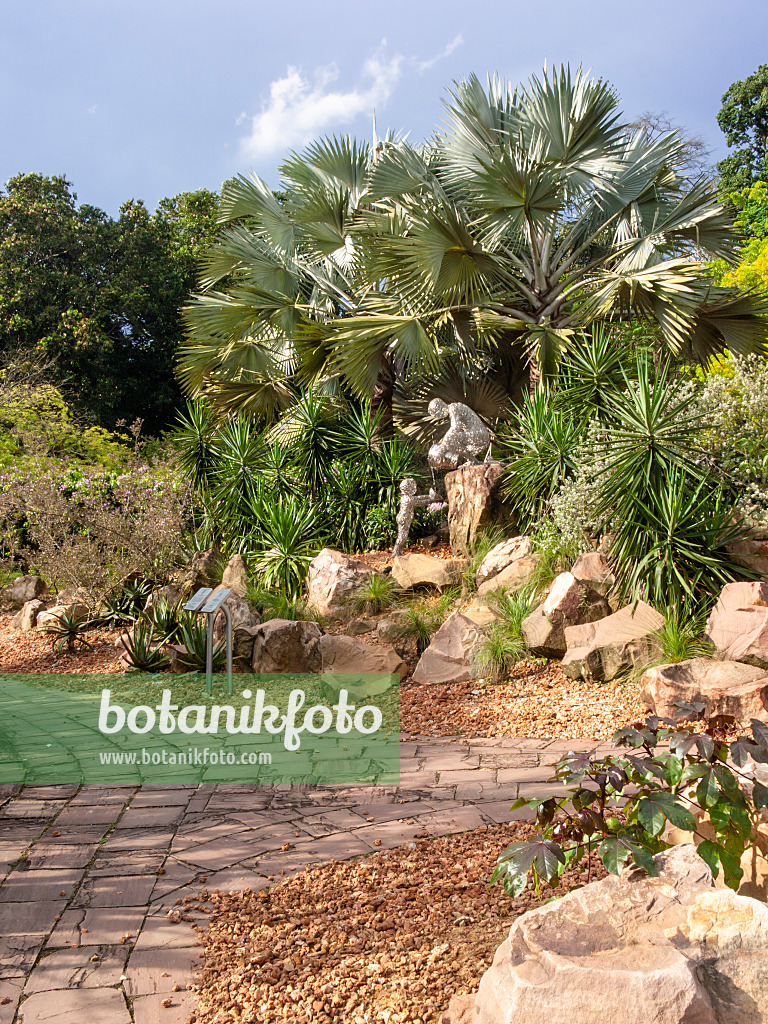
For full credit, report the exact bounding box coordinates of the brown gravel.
[0,616,122,673]
[400,660,647,741]
[190,822,606,1024]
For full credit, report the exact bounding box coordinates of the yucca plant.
[121,618,170,672]
[42,609,94,654]
[496,391,585,528]
[244,493,325,599]
[172,400,220,491]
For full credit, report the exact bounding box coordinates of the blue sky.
[2,0,767,215]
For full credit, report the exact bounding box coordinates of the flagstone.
[131,989,197,1024]
[16,988,131,1023]
[0,977,22,1023]
[23,844,98,870]
[22,946,127,993]
[0,870,82,903]
[49,906,146,947]
[122,946,200,996]
[71,874,157,908]
[0,901,66,936]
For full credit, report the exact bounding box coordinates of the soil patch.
[191,822,606,1024]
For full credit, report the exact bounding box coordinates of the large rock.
[521,572,610,659]
[143,584,181,610]
[250,619,323,673]
[36,603,90,630]
[412,611,482,685]
[477,553,539,597]
[0,574,48,613]
[461,596,502,629]
[726,537,768,576]
[445,462,507,556]
[305,549,373,618]
[178,548,221,595]
[11,598,46,631]
[391,553,465,591]
[476,537,533,585]
[707,583,768,669]
[561,600,665,682]
[442,845,768,1024]
[319,634,408,680]
[570,551,616,601]
[210,590,262,661]
[221,554,250,598]
[641,657,768,723]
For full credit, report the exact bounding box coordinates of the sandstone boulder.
[221,554,250,598]
[641,657,768,723]
[376,619,400,644]
[143,584,181,610]
[412,611,482,685]
[477,554,539,597]
[178,548,221,595]
[319,634,407,680]
[210,590,262,661]
[57,586,91,607]
[11,599,46,631]
[521,572,610,659]
[345,618,377,637]
[706,582,768,669]
[476,537,533,585]
[442,845,768,1024]
[392,553,465,591]
[726,536,768,576]
[570,551,616,598]
[250,619,323,673]
[461,596,502,629]
[36,603,90,630]
[561,600,664,681]
[0,574,48,612]
[445,462,507,556]
[305,549,372,618]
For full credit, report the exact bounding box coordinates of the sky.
[1,0,767,216]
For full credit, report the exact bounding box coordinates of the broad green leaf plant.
[493,707,768,897]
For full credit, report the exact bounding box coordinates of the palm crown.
[180,65,768,419]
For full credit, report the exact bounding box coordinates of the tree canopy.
[0,173,219,432]
[717,64,768,192]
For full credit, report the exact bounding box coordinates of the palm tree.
[179,65,768,421]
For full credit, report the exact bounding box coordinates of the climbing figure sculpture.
[427,398,490,471]
[392,478,438,557]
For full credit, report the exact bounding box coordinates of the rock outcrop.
[441,845,768,1024]
[641,657,768,723]
[476,552,539,597]
[36,603,90,630]
[561,600,665,681]
[445,462,507,556]
[412,611,482,685]
[11,598,46,631]
[221,554,250,598]
[521,571,610,659]
[178,548,221,595]
[305,549,372,618]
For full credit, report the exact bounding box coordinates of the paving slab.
[0,977,23,1023]
[122,947,200,997]
[49,907,147,948]
[17,987,132,1023]
[71,875,157,909]
[0,901,66,937]
[131,990,197,1024]
[0,870,82,903]
[23,947,128,993]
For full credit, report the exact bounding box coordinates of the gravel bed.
[400,660,647,741]
[0,616,122,673]
[190,822,606,1024]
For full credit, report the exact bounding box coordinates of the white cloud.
[239,44,403,162]
[417,34,464,73]
[87,104,98,115]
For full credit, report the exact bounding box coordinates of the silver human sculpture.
[392,478,438,557]
[427,398,490,471]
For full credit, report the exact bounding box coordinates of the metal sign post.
[183,587,234,696]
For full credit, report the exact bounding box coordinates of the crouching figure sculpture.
[427,398,490,471]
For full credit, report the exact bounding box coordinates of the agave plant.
[121,618,170,672]
[176,612,226,672]
[41,608,94,654]
[145,595,182,645]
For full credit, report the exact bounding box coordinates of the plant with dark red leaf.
[492,702,768,897]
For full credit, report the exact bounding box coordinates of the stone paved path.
[0,735,611,1023]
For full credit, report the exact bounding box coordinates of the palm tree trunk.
[371,354,395,436]
[528,357,541,397]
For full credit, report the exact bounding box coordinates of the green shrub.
[492,710,768,896]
